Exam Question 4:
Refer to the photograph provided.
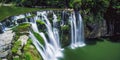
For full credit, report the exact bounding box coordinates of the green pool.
[59,40,120,60]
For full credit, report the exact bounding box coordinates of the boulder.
[18,35,29,46]
[0,30,15,58]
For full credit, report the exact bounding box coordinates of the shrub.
[12,41,21,54]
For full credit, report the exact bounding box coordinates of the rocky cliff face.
[0,30,15,58]
[104,4,120,36]
[84,19,107,38]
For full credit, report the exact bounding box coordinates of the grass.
[0,6,40,21]
[23,39,42,60]
[60,40,120,60]
[0,6,66,22]
[12,23,30,34]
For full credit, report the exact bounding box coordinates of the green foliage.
[14,34,20,41]
[26,14,35,18]
[60,25,70,47]
[12,23,30,34]
[12,36,42,60]
[0,6,40,21]
[33,32,45,46]
[23,38,43,60]
[36,20,46,32]
[78,0,110,24]
[57,15,61,22]
[69,0,82,10]
[23,39,32,51]
[36,20,44,25]
[12,40,21,54]
[61,25,69,31]
[111,0,120,14]
[25,52,33,60]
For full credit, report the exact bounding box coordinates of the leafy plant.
[36,20,44,25]
[61,25,69,31]
[12,23,30,35]
[12,40,21,54]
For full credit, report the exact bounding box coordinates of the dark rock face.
[84,9,120,39]
[0,25,3,33]
[84,19,107,38]
[0,23,4,33]
[104,5,120,36]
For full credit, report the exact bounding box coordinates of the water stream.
[0,10,86,60]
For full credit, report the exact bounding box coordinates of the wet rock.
[0,23,4,33]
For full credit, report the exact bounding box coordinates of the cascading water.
[29,11,63,60]
[40,11,63,57]
[0,10,86,60]
[70,12,85,49]
[53,13,61,49]
[14,14,25,25]
[77,12,85,47]
[30,22,56,60]
[41,11,61,51]
[29,32,47,60]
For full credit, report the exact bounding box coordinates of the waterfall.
[61,11,65,26]
[14,14,25,25]
[41,11,61,51]
[29,11,63,60]
[29,32,47,60]
[53,13,61,49]
[1,10,86,60]
[70,12,85,49]
[41,11,63,57]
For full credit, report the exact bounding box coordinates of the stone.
[0,30,15,58]
[18,35,29,46]
[0,50,9,58]
[85,20,107,38]
[13,56,19,59]
[17,50,22,55]
[2,58,7,60]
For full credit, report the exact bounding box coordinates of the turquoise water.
[59,40,120,60]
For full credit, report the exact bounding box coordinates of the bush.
[12,23,30,34]
[25,52,33,60]
[24,39,32,51]
[61,25,69,31]
[12,41,21,54]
